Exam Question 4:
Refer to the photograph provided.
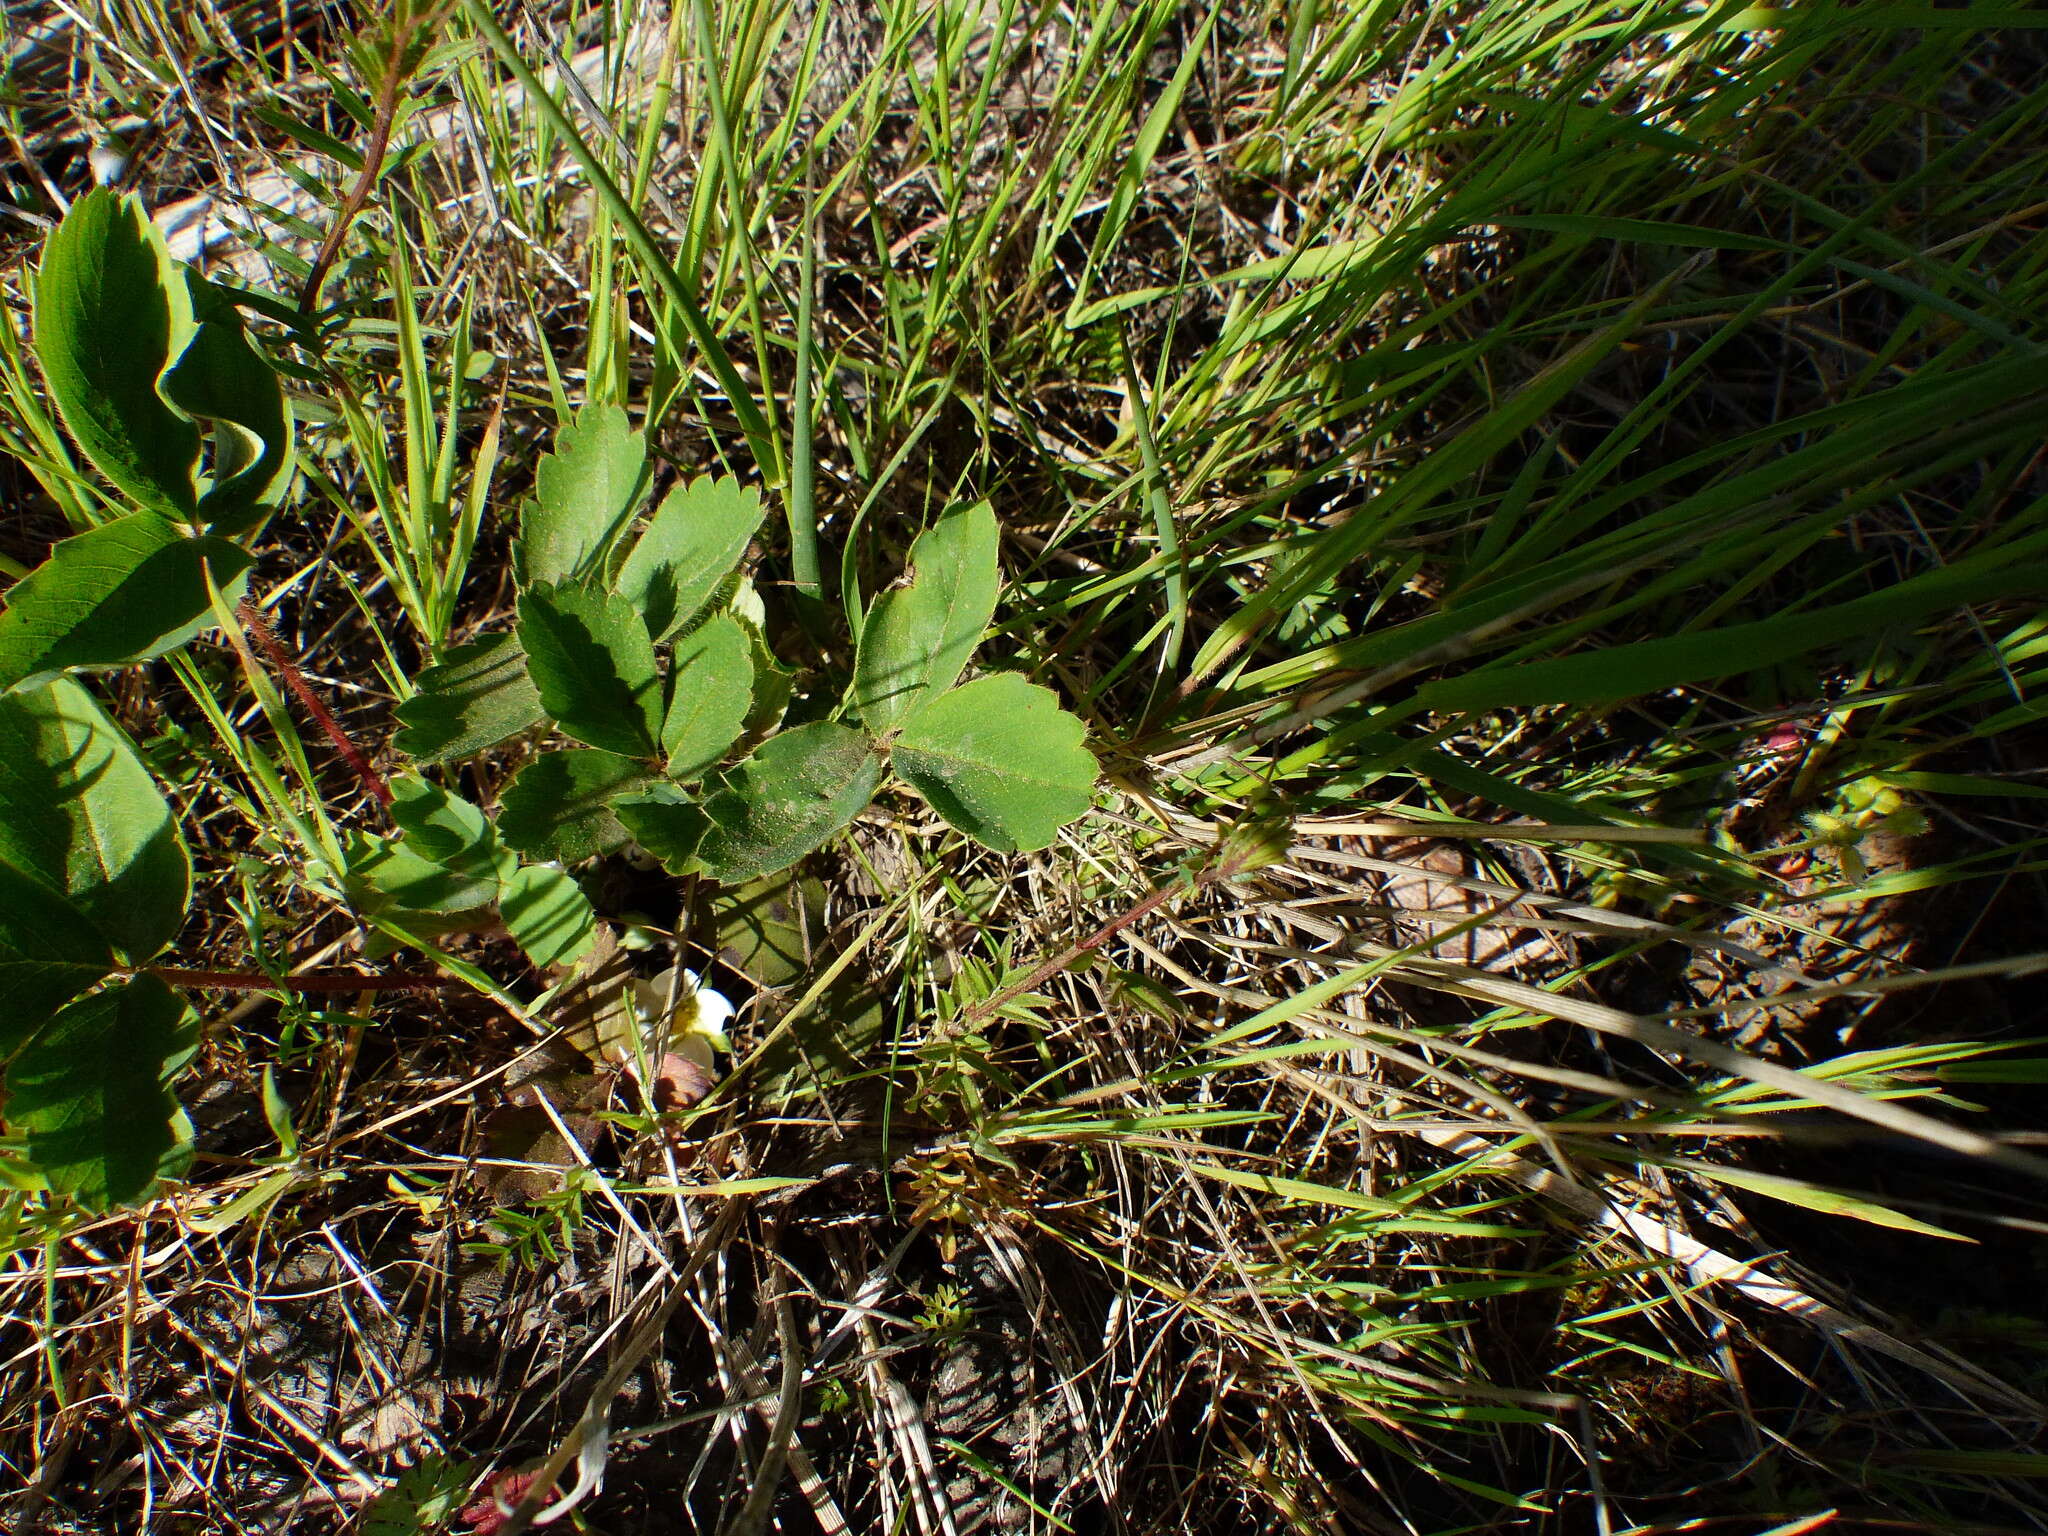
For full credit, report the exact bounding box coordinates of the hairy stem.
[143,965,461,993]
[298,8,433,316]
[236,598,394,808]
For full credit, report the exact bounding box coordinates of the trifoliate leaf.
[852,502,998,731]
[516,403,648,587]
[689,721,883,883]
[497,749,650,863]
[4,974,195,1211]
[517,583,662,758]
[502,863,596,970]
[392,631,545,763]
[662,613,753,780]
[892,673,1095,852]
[0,513,253,693]
[0,677,189,963]
[31,188,199,518]
[0,860,113,1057]
[613,476,766,642]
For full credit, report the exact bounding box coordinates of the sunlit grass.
[2,0,2046,1530]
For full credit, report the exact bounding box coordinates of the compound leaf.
[517,403,647,587]
[31,187,199,518]
[502,863,597,971]
[892,673,1095,853]
[498,749,649,864]
[0,513,253,693]
[393,631,545,763]
[852,502,998,732]
[0,677,188,963]
[614,476,765,642]
[517,583,662,758]
[0,860,113,1057]
[662,613,753,780]
[690,721,882,883]
[5,974,195,1211]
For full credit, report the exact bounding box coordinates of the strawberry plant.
[0,189,1098,1218]
[393,403,1097,904]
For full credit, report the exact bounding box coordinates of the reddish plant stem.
[298,12,427,316]
[145,965,460,994]
[236,598,393,808]
[963,870,1211,1030]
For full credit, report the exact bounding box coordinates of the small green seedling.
[391,402,1098,907]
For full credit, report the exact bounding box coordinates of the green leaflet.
[342,831,500,920]
[31,187,199,518]
[662,613,753,779]
[0,513,253,693]
[517,583,663,758]
[613,475,766,642]
[392,631,546,763]
[497,749,650,864]
[852,502,999,731]
[162,272,294,534]
[388,773,511,888]
[4,974,196,1211]
[501,863,597,970]
[516,402,648,587]
[687,721,883,883]
[0,677,189,963]
[892,673,1096,853]
[613,783,709,873]
[0,860,113,1057]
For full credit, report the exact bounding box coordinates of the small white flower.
[631,966,733,1072]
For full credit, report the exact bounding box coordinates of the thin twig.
[298,8,436,316]
[143,965,460,993]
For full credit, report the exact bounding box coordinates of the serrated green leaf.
[0,860,113,1057]
[342,831,498,919]
[690,721,882,883]
[0,513,254,693]
[388,773,506,888]
[852,502,999,731]
[0,677,188,963]
[31,187,199,518]
[613,783,708,873]
[662,613,753,779]
[892,674,1095,853]
[517,403,647,587]
[740,615,792,736]
[502,863,596,970]
[614,476,766,642]
[497,749,649,863]
[392,631,546,763]
[4,974,195,1211]
[161,272,294,534]
[517,583,662,758]
[362,1457,479,1536]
